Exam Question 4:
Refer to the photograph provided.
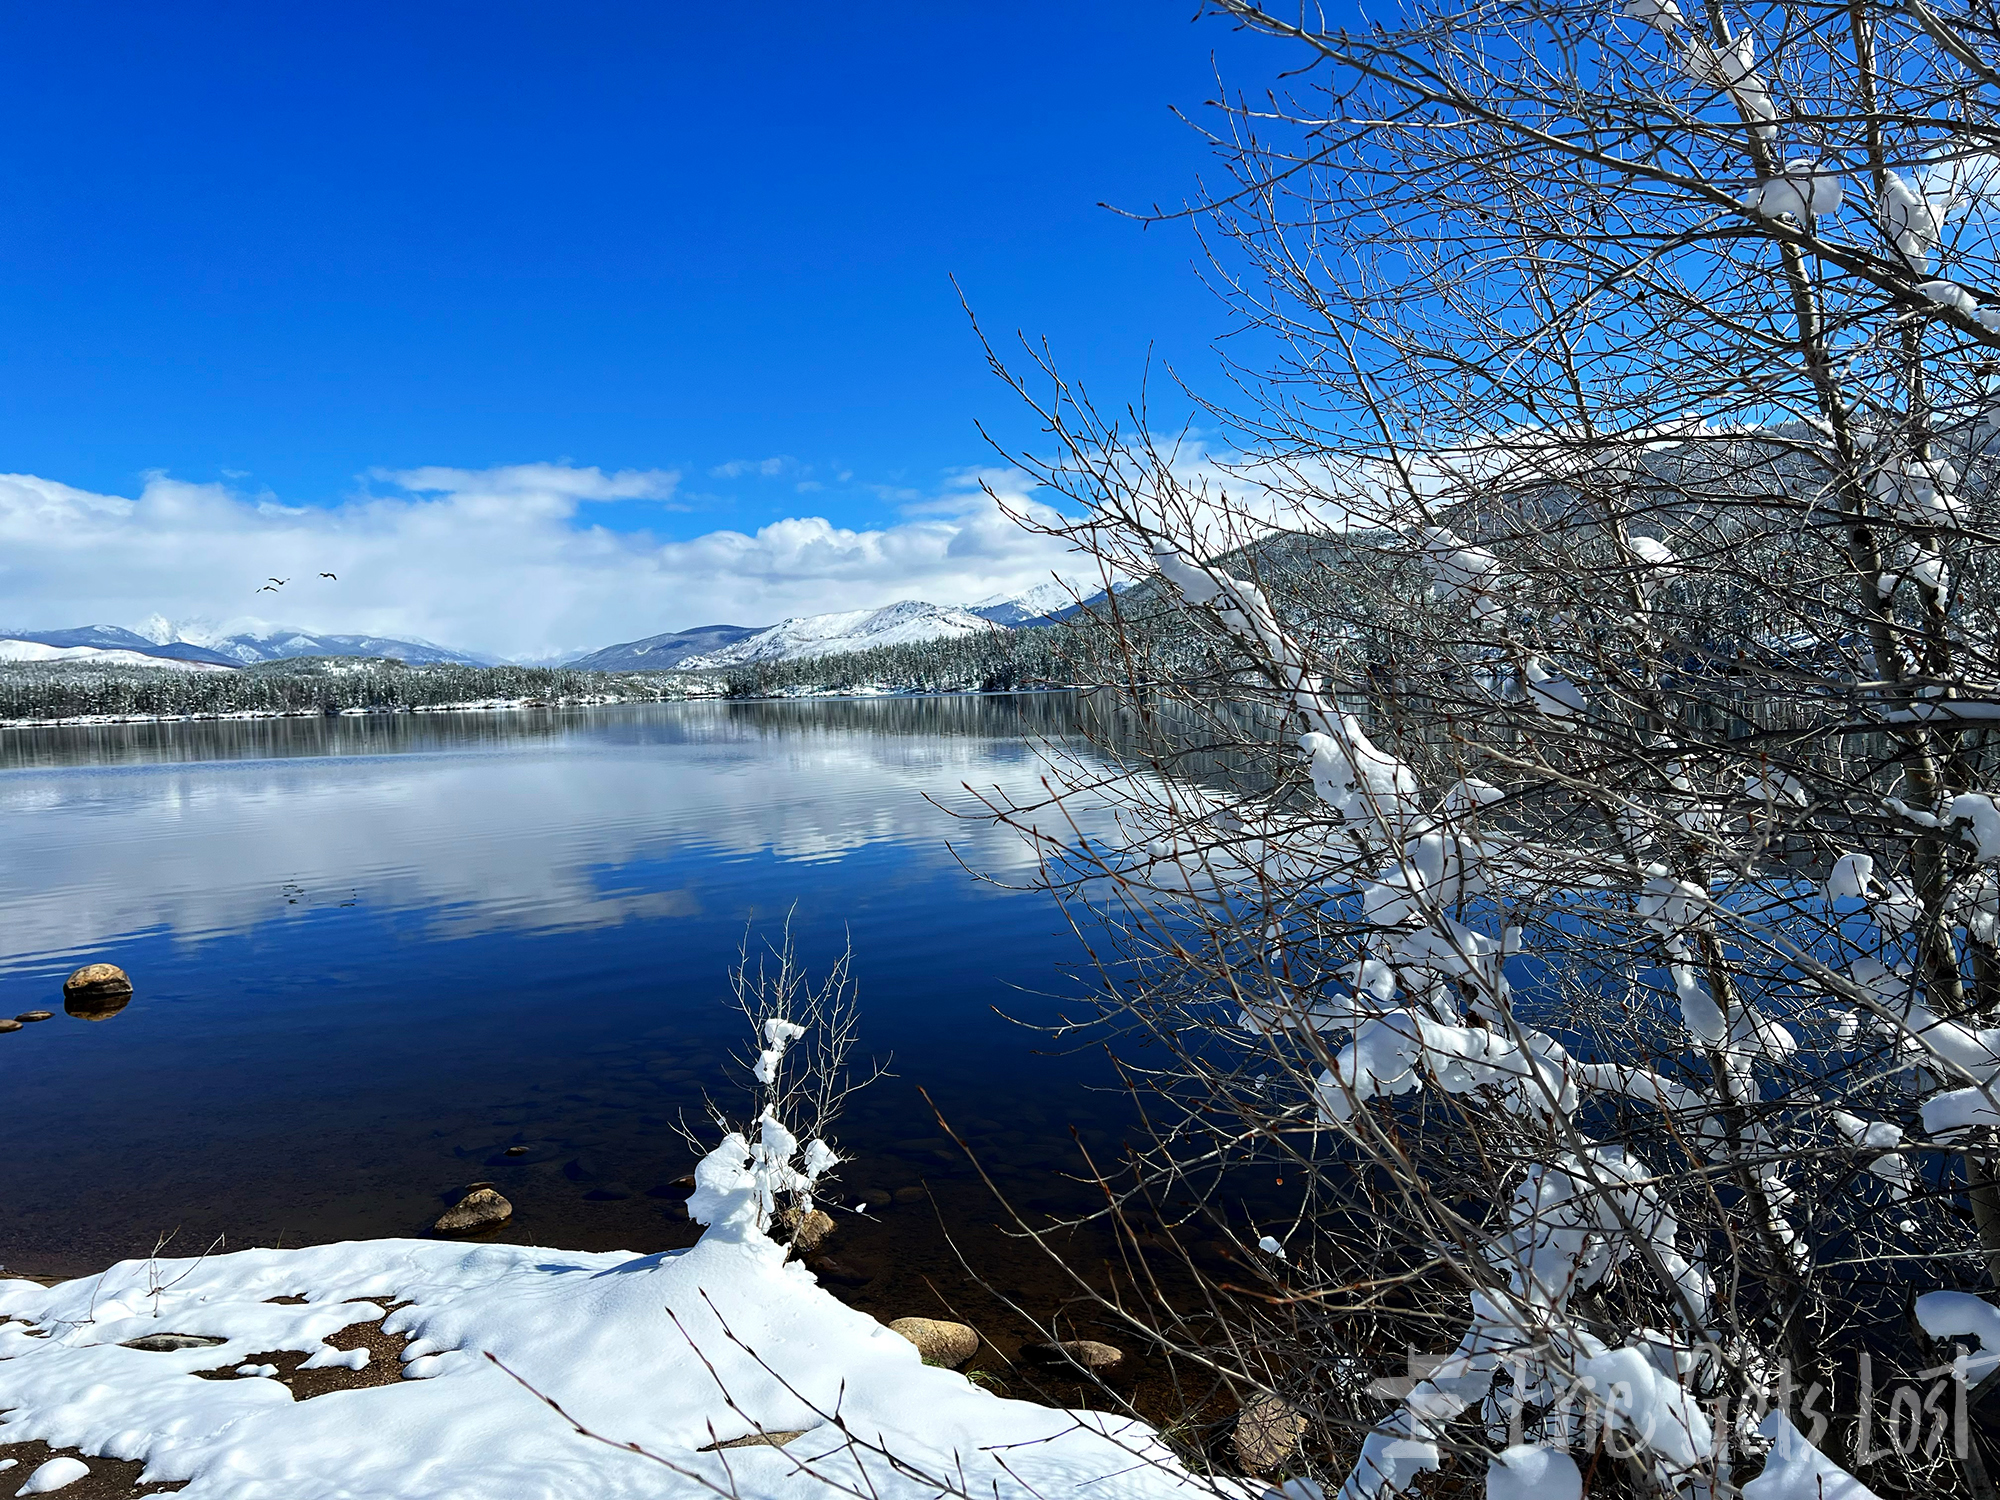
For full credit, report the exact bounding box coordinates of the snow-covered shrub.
[970,1,2000,1495]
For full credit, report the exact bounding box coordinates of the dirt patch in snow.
[189,1301,413,1400]
[0,1439,186,1497]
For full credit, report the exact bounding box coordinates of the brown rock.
[16,1011,52,1023]
[776,1206,836,1255]
[1232,1393,1308,1474]
[1022,1339,1124,1373]
[503,1145,529,1156]
[892,1186,927,1204]
[64,963,133,996]
[63,965,133,1021]
[0,1019,20,1033]
[433,1187,512,1235]
[887,1317,979,1368]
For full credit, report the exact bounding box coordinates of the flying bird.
[319,572,338,580]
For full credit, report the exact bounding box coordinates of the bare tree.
[964,0,2000,1495]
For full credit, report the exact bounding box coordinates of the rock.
[1232,1393,1308,1474]
[64,963,132,996]
[699,1430,810,1452]
[63,965,132,1021]
[862,1188,892,1208]
[16,1011,52,1023]
[503,1145,529,1156]
[1022,1339,1124,1373]
[120,1333,226,1351]
[584,1182,634,1201]
[803,1254,873,1287]
[434,1187,513,1235]
[0,1019,20,1033]
[777,1206,835,1254]
[892,1186,927,1204]
[887,1317,979,1368]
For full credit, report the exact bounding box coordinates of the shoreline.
[0,684,1080,731]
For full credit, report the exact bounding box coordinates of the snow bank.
[0,1170,1229,1500]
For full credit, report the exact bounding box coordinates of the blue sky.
[0,4,1289,653]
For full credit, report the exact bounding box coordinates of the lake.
[0,695,1141,1288]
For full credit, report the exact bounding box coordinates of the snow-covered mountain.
[137,617,496,667]
[0,625,242,667]
[964,579,1115,627]
[0,638,236,673]
[564,624,764,671]
[680,601,1002,669]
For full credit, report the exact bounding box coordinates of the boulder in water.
[63,964,133,1020]
[888,1317,979,1367]
[434,1187,513,1235]
[777,1206,835,1254]
[1232,1393,1308,1473]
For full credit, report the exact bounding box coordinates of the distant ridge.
[564,624,763,672]
[0,625,241,668]
[680,601,1001,669]
[138,618,496,666]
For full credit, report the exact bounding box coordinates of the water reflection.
[0,695,1130,1280]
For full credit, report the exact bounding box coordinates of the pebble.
[434,1186,513,1235]
[1232,1393,1308,1473]
[0,1020,19,1033]
[892,1186,927,1204]
[504,1145,529,1156]
[887,1317,979,1368]
[15,1011,52,1023]
[1022,1339,1124,1373]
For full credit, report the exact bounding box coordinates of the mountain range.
[0,582,1115,675]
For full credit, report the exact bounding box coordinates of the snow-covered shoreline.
[0,685,1076,731]
[0,1145,1229,1500]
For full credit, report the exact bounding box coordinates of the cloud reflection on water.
[0,697,1095,968]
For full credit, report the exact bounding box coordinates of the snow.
[14,1458,89,1495]
[681,602,1004,668]
[0,1137,1228,1500]
[1743,1413,1882,1499]
[1948,792,2000,862]
[1913,1291,2000,1378]
[0,640,234,673]
[1747,160,1842,222]
[1484,1444,1579,1500]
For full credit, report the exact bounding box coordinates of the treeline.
[0,658,692,721]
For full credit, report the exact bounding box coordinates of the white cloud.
[0,463,1090,662]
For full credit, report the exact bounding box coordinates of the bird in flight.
[319,572,338,580]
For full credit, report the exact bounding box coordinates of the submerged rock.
[1232,1393,1308,1474]
[1022,1339,1123,1373]
[804,1254,873,1287]
[16,1011,53,1023]
[434,1187,513,1235]
[0,1019,20,1033]
[888,1317,978,1368]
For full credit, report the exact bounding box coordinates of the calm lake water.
[0,695,1137,1281]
